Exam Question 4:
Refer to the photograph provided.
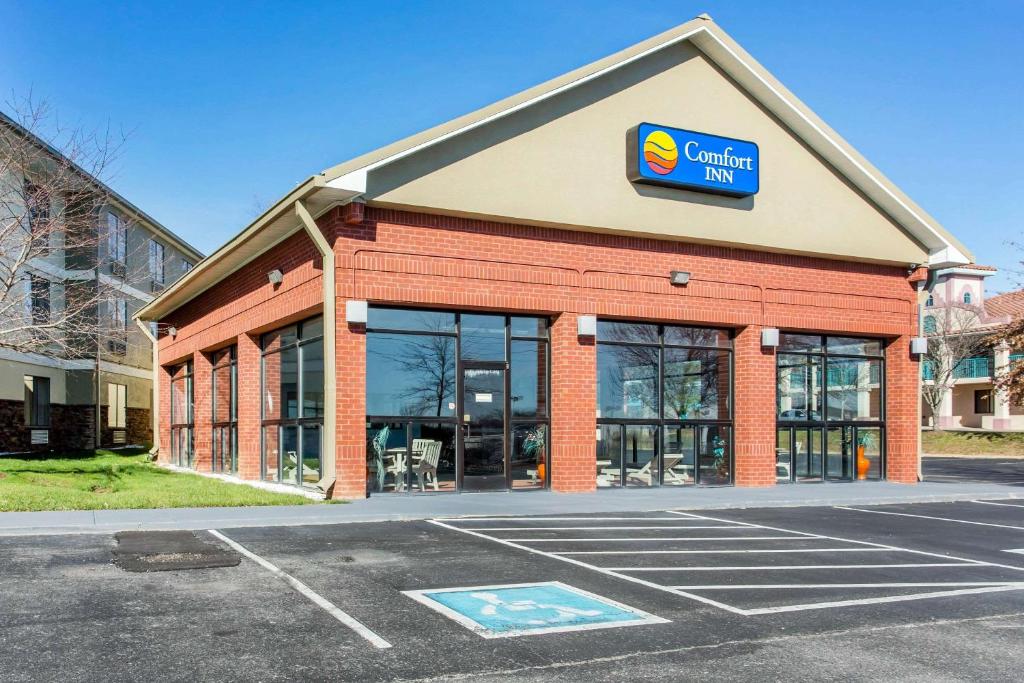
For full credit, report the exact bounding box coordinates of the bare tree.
[921,299,987,427]
[0,96,129,358]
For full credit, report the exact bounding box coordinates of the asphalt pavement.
[2,499,1023,681]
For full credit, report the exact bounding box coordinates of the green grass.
[0,448,334,512]
[922,430,1024,456]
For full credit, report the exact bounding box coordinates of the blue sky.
[3,1,1022,290]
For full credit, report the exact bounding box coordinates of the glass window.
[24,376,50,427]
[926,295,934,307]
[662,425,695,486]
[923,316,937,334]
[460,314,505,361]
[963,292,972,304]
[779,333,823,353]
[262,326,297,353]
[597,344,658,419]
[511,423,546,490]
[212,346,237,473]
[169,361,194,468]
[106,212,126,264]
[510,340,547,417]
[663,348,729,419]
[664,326,730,348]
[302,338,324,418]
[827,337,883,356]
[510,316,547,338]
[697,425,730,486]
[30,276,49,324]
[367,308,455,333]
[301,317,324,340]
[826,359,882,421]
[597,321,659,344]
[366,333,456,417]
[777,354,822,421]
[149,240,165,284]
[596,424,623,488]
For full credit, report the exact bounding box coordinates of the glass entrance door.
[461,363,506,491]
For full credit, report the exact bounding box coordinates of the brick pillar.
[192,351,213,471]
[157,364,172,464]
[886,335,919,483]
[549,312,596,493]
[334,316,367,499]
[732,325,776,486]
[236,333,262,480]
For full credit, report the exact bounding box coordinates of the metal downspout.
[135,318,160,457]
[295,200,337,495]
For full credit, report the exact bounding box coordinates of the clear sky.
[2,1,1022,290]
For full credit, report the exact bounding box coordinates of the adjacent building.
[921,265,1024,430]
[137,17,974,498]
[0,110,202,452]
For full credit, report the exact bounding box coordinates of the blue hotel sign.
[628,123,759,197]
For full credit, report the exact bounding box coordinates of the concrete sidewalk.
[1,480,1022,536]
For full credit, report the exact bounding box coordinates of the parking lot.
[3,499,1024,681]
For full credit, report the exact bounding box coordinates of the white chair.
[414,441,442,491]
[628,455,686,486]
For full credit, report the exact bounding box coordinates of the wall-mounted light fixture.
[910,337,928,355]
[670,270,691,286]
[577,314,597,337]
[267,269,283,286]
[346,300,368,324]
[167,326,178,339]
[761,327,779,347]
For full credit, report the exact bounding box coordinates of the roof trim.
[324,17,971,266]
[0,110,204,261]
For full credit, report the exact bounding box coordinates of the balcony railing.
[922,356,993,381]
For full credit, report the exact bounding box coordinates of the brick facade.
[155,205,919,498]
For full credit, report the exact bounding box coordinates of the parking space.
[924,455,1024,486]
[436,507,1024,616]
[3,500,1024,681]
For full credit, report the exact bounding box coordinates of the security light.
[670,271,691,286]
[346,300,368,324]
[267,269,283,286]
[167,326,177,338]
[761,328,780,347]
[577,314,597,337]
[910,337,928,355]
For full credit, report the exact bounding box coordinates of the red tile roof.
[986,290,1024,319]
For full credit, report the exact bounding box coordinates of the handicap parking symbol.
[403,581,669,638]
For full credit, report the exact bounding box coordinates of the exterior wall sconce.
[167,326,177,339]
[670,270,691,286]
[267,269,283,286]
[577,314,597,337]
[761,327,779,347]
[910,337,928,355]
[346,300,368,324]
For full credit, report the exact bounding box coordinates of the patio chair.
[627,455,685,486]
[413,440,442,491]
[369,425,390,491]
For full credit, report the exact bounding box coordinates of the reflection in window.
[169,361,193,468]
[212,346,237,473]
[261,318,324,487]
[777,354,822,421]
[596,322,733,486]
[367,334,456,417]
[826,359,882,421]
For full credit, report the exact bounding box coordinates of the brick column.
[192,351,213,471]
[886,334,919,483]
[549,312,596,493]
[236,333,262,480]
[157,364,172,464]
[334,316,367,499]
[732,325,776,486]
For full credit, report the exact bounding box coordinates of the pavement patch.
[112,530,240,572]
[403,581,668,638]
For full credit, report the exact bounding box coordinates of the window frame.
[212,346,238,474]
[149,239,165,285]
[169,361,194,468]
[29,275,50,325]
[106,211,127,266]
[974,389,993,415]
[595,320,734,487]
[775,333,886,483]
[24,375,51,428]
[260,317,324,487]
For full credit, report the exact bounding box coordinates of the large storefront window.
[776,334,884,482]
[366,307,549,494]
[596,321,732,487]
[169,361,193,468]
[212,346,237,474]
[261,318,323,487]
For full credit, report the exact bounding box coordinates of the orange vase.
[537,462,546,480]
[856,445,870,480]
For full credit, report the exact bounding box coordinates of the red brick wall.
[155,204,920,494]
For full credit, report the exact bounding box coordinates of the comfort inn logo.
[628,123,759,197]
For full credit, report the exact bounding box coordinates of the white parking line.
[549,547,890,554]
[557,548,892,557]
[208,530,392,650]
[973,500,1024,509]
[474,526,748,531]
[501,537,825,543]
[672,582,1024,590]
[740,585,1024,616]
[611,563,977,571]
[836,506,1024,532]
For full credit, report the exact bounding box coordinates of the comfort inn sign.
[628,122,759,197]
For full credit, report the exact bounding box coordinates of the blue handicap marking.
[404,581,668,638]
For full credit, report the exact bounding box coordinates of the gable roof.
[137,14,971,322]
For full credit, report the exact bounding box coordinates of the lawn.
[922,430,1024,456]
[0,448,332,512]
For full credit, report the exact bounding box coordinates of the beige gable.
[363,42,926,265]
